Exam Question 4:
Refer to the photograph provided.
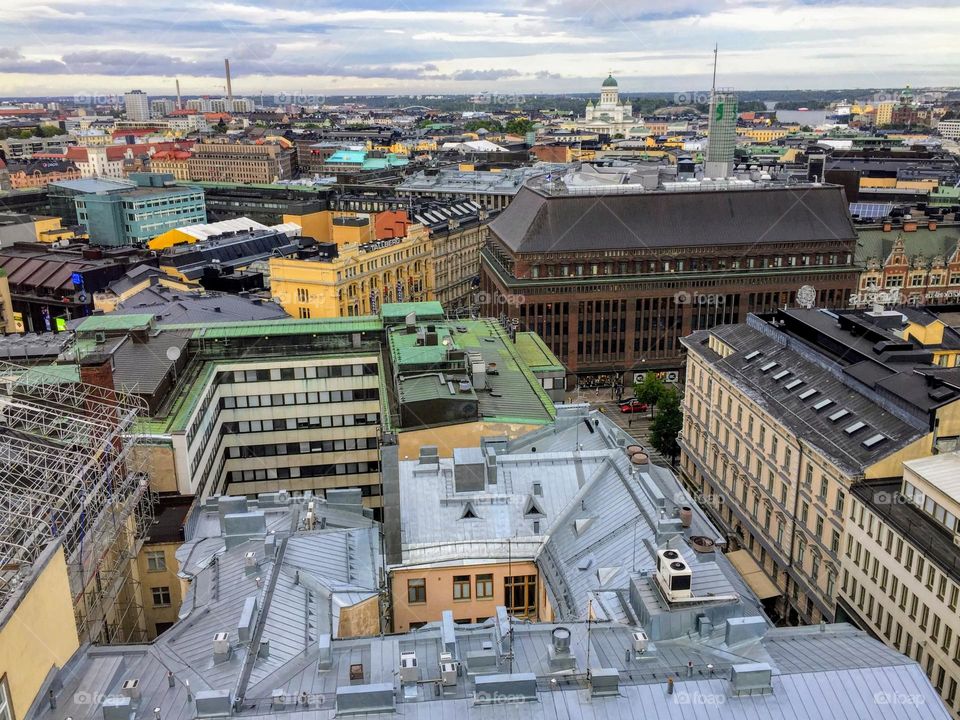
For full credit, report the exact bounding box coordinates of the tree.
[649,386,683,464]
[464,119,503,133]
[216,119,227,133]
[504,117,534,135]
[633,372,664,414]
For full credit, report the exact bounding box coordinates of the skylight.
[744,350,762,361]
[760,361,779,373]
[862,434,887,448]
[784,378,804,390]
[798,388,818,400]
[813,398,834,411]
[829,409,850,422]
[772,370,791,380]
[844,421,867,435]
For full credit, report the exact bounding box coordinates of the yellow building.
[270,223,434,318]
[136,497,192,639]
[0,547,80,720]
[736,126,790,143]
[876,101,897,126]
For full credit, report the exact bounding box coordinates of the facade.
[854,228,960,308]
[6,158,81,189]
[136,496,191,639]
[149,149,192,180]
[270,223,434,318]
[844,452,960,716]
[0,135,73,161]
[124,90,151,121]
[187,140,295,184]
[481,173,860,384]
[939,119,960,141]
[0,273,14,332]
[678,308,960,627]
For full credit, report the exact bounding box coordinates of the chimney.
[224,58,233,100]
[175,78,182,110]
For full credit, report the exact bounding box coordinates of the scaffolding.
[0,360,154,644]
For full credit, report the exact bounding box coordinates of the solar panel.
[784,378,804,390]
[862,433,886,448]
[829,408,850,422]
[849,202,894,219]
[844,421,867,435]
[798,388,818,400]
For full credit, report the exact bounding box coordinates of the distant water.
[775,109,829,126]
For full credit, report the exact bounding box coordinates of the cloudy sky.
[0,0,957,97]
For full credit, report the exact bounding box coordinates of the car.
[618,398,648,413]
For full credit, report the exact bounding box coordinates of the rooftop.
[904,451,960,502]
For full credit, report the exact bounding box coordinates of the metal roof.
[905,451,960,502]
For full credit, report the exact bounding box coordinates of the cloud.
[232,41,277,61]
[452,68,522,81]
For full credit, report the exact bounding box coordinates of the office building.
[123,90,151,122]
[480,170,859,385]
[678,307,960,628]
[844,452,960,714]
[187,140,295,184]
[0,134,73,161]
[270,219,433,318]
[50,174,206,246]
[705,91,738,178]
[939,119,960,141]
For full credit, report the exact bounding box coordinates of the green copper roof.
[513,332,566,373]
[602,74,618,88]
[381,301,445,323]
[163,316,383,339]
[76,313,155,333]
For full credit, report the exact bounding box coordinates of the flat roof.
[905,451,960,502]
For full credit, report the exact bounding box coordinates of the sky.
[0,0,957,98]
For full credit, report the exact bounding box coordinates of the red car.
[618,398,649,413]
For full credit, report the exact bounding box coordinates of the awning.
[725,549,781,600]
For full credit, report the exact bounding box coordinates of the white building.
[123,90,150,122]
[572,74,648,138]
[937,119,960,141]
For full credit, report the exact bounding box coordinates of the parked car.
[618,398,648,413]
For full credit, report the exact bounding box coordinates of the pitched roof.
[489,184,857,254]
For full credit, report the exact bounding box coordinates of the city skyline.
[0,0,958,96]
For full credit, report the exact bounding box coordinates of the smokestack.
[224,58,233,100]
[175,79,182,111]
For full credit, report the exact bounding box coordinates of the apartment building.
[843,452,960,716]
[270,222,434,318]
[187,140,295,184]
[679,308,960,626]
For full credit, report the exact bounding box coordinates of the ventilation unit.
[121,679,140,700]
[655,549,693,602]
[399,651,419,684]
[632,629,649,653]
[440,652,458,686]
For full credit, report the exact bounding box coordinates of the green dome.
[601,74,618,88]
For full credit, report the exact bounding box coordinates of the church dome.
[602,74,618,88]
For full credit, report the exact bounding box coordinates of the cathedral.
[577,74,647,137]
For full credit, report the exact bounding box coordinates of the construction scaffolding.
[0,360,154,644]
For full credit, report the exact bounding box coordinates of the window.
[146,550,166,572]
[504,575,538,617]
[0,675,13,720]
[299,307,311,319]
[834,490,845,515]
[152,586,172,607]
[297,287,309,302]
[453,575,471,600]
[831,529,840,554]
[407,578,426,604]
[476,573,493,599]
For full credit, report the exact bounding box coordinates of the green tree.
[216,119,227,133]
[633,372,664,413]
[504,117,534,135]
[464,119,503,133]
[649,386,683,464]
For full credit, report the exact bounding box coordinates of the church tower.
[600,74,619,106]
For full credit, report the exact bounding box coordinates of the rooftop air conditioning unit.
[213,632,230,655]
[399,651,418,684]
[655,549,693,602]
[632,630,649,653]
[439,652,458,686]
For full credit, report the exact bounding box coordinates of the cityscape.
[2,2,960,719]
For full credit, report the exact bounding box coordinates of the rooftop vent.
[399,651,419,684]
[121,679,140,700]
[632,629,649,653]
[729,662,773,696]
